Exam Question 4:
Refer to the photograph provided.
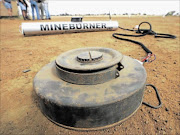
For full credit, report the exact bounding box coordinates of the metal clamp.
[143,84,162,109]
[142,53,156,63]
[117,62,124,71]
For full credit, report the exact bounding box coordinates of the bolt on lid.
[55,47,123,72]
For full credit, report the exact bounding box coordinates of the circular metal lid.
[77,51,103,63]
[55,47,123,71]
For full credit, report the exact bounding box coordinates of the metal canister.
[33,47,147,130]
[20,21,118,36]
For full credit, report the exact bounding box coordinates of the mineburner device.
[34,47,149,130]
[20,17,118,36]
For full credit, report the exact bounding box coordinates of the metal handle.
[142,84,162,109]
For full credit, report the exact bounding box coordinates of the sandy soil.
[0,16,179,135]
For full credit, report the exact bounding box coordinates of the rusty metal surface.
[38,87,144,129]
[41,101,142,131]
[56,65,119,85]
[55,47,123,71]
[33,54,147,129]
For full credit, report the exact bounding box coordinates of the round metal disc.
[34,55,146,129]
[77,51,103,63]
[55,47,123,71]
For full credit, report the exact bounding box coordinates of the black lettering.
[102,23,107,28]
[63,24,68,30]
[96,23,100,28]
[40,24,49,31]
[83,23,89,29]
[69,24,75,29]
[54,24,61,30]
[50,24,53,30]
[89,23,95,29]
[76,23,82,29]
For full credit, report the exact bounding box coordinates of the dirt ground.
[0,16,179,135]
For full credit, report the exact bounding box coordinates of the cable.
[142,84,162,109]
[112,32,153,62]
[155,33,176,39]
[114,22,167,109]
[119,26,136,32]
[113,32,152,54]
[113,22,176,62]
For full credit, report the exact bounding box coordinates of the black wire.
[155,33,177,39]
[112,32,152,54]
[114,23,170,109]
[137,22,152,33]
[142,84,162,109]
[113,22,176,57]
[119,26,136,32]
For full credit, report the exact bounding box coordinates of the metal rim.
[55,47,123,71]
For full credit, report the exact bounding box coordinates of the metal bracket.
[115,62,124,78]
[117,62,124,71]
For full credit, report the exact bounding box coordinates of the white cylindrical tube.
[20,21,119,36]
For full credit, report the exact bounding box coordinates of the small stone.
[29,52,32,55]
[154,119,158,122]
[162,78,166,83]
[148,90,152,93]
[174,62,176,64]
[163,74,166,77]
[174,112,179,116]
[153,69,156,71]
[23,69,31,73]
[145,121,148,124]
[165,107,169,112]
